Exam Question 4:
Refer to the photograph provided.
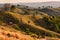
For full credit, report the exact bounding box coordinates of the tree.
[50,6,53,8]
[38,7,41,10]
[17,4,20,7]
[11,5,15,10]
[42,6,44,8]
[4,4,11,11]
[17,4,20,8]
[38,7,40,9]
[25,6,28,9]
[48,6,51,8]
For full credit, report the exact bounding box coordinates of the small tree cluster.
[43,16,60,33]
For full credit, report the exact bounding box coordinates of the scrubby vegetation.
[43,16,60,33]
[0,4,60,40]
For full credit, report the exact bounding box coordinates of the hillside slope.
[0,25,35,40]
[40,8,60,16]
[4,11,60,37]
[0,7,60,40]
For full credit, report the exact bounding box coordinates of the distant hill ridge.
[0,1,60,8]
[19,1,60,8]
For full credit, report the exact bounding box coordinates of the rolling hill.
[40,8,60,16]
[0,5,60,40]
[19,1,60,8]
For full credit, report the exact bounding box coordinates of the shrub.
[3,13,19,24]
[12,25,21,30]
[25,28,31,35]
[7,33,11,37]
[43,16,60,33]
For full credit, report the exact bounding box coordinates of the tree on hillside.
[38,7,41,10]
[4,4,11,11]
[43,16,60,33]
[50,6,53,8]
[17,4,20,7]
[11,5,16,10]
[17,4,20,8]
[42,6,44,8]
[38,7,40,9]
[25,6,29,9]
[47,6,51,8]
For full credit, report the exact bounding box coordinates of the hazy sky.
[0,0,60,3]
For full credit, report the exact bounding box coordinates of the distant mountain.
[19,1,60,8]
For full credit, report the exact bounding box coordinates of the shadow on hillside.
[18,23,59,38]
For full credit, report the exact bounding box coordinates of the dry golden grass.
[4,11,60,37]
[0,25,35,40]
[0,25,60,40]
[1,9,60,40]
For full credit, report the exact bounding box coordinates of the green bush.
[43,16,60,33]
[25,28,31,35]
[12,25,21,30]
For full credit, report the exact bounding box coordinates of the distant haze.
[19,1,60,8]
[0,1,60,8]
